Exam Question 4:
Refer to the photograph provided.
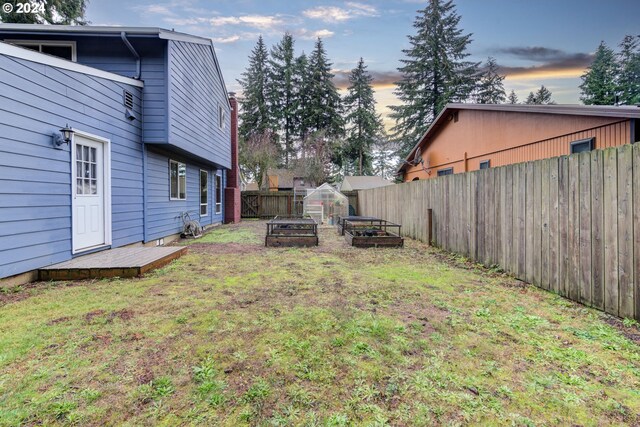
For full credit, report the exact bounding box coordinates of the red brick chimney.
[224,92,241,223]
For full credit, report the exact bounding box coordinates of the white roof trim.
[0,41,144,88]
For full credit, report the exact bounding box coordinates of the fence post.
[427,208,433,246]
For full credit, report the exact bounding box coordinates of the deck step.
[38,246,187,281]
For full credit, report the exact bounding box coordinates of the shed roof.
[398,103,640,174]
[341,176,394,191]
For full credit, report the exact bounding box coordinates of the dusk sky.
[86,0,640,128]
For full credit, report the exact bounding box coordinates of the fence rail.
[241,191,358,219]
[358,143,640,321]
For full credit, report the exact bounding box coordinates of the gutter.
[120,31,141,79]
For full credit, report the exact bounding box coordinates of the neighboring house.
[0,25,240,281]
[399,103,640,181]
[265,169,316,191]
[340,175,394,192]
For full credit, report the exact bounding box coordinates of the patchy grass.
[1,221,639,425]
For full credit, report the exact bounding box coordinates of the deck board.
[39,246,186,280]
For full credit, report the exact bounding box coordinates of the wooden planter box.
[336,216,381,235]
[265,218,319,247]
[343,219,404,248]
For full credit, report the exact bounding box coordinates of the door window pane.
[200,170,208,215]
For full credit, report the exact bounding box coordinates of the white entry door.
[72,134,110,253]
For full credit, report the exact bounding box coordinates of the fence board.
[533,159,542,287]
[558,157,569,297]
[603,148,619,316]
[591,150,605,310]
[578,152,592,306]
[241,190,358,218]
[541,159,550,290]
[549,157,560,294]
[617,144,634,318]
[568,155,580,302]
[526,162,535,283]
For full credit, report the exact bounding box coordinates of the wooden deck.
[38,246,187,281]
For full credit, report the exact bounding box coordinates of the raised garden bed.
[343,219,404,248]
[337,216,382,235]
[265,218,319,247]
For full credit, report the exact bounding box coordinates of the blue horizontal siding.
[167,40,231,168]
[144,148,225,241]
[0,53,144,278]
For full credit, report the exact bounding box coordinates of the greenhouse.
[303,183,348,225]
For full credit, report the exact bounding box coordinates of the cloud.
[212,35,241,44]
[208,14,286,31]
[303,2,379,23]
[295,28,336,40]
[493,46,594,79]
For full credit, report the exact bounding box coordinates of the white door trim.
[71,130,112,254]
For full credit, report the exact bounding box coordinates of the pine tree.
[525,85,555,105]
[617,35,640,105]
[293,53,312,143]
[507,90,518,104]
[267,33,297,167]
[0,0,88,24]
[343,58,384,175]
[389,0,479,157]
[580,41,618,105]
[237,36,273,143]
[306,38,344,138]
[536,85,555,104]
[476,57,506,104]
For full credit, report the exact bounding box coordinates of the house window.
[6,40,77,61]
[479,160,491,170]
[437,168,454,176]
[215,173,222,214]
[200,170,208,216]
[218,105,225,129]
[412,177,420,181]
[570,137,594,154]
[170,160,186,200]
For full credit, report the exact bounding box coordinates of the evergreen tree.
[237,36,273,143]
[507,90,518,104]
[580,41,618,105]
[476,57,506,104]
[0,0,87,24]
[306,38,344,138]
[389,0,479,157]
[343,58,384,175]
[293,53,312,143]
[536,85,555,104]
[267,33,297,167]
[525,85,555,104]
[617,35,640,105]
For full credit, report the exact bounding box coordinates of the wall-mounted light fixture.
[54,124,74,148]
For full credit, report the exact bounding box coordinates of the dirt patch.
[109,309,135,321]
[603,315,640,344]
[84,309,107,323]
[187,242,266,255]
[47,316,71,326]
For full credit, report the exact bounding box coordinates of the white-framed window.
[169,160,186,200]
[5,39,77,62]
[218,105,225,129]
[215,173,222,214]
[200,169,209,216]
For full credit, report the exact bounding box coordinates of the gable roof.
[341,176,394,191]
[398,103,640,174]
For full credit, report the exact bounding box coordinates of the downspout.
[120,32,141,79]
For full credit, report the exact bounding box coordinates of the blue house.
[0,25,240,281]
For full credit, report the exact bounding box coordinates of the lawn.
[1,221,639,426]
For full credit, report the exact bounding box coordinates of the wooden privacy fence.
[241,191,358,218]
[358,143,640,321]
